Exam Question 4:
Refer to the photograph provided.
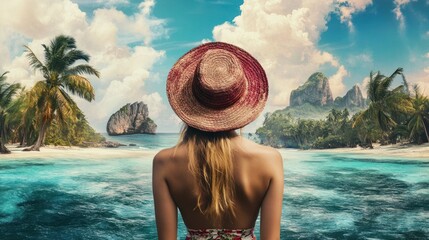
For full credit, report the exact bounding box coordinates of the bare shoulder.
[153,147,177,169]
[235,137,283,169]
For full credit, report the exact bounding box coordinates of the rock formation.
[290,72,334,107]
[334,85,366,108]
[106,102,157,136]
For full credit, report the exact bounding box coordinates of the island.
[106,101,157,136]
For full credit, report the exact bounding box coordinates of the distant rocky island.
[282,72,366,119]
[107,102,157,136]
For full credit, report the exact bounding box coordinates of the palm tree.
[396,67,410,96]
[353,68,412,135]
[0,71,21,153]
[408,85,429,143]
[25,35,99,151]
[6,89,38,147]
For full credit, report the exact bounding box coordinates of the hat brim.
[167,42,268,132]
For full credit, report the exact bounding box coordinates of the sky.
[1,0,429,133]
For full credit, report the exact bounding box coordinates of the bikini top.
[186,228,256,240]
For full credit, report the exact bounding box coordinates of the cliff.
[106,102,157,136]
[278,73,367,120]
[290,72,334,107]
[334,85,366,108]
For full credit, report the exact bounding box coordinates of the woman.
[153,42,284,239]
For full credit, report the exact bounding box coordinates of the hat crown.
[192,49,246,109]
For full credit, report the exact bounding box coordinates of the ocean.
[0,133,428,239]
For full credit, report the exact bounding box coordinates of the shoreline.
[1,145,157,160]
[304,142,429,159]
[2,143,429,160]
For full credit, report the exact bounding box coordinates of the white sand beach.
[310,143,429,159]
[2,145,157,160]
[2,143,429,160]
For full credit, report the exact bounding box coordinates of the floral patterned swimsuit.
[186,228,256,240]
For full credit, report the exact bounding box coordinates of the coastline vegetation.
[0,35,104,154]
[0,72,21,153]
[257,68,429,149]
[2,35,428,154]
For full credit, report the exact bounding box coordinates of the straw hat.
[167,42,268,132]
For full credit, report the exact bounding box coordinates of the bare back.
[153,135,284,239]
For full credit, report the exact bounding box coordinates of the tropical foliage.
[257,108,361,149]
[7,89,38,147]
[353,68,412,132]
[408,85,429,143]
[24,35,99,151]
[44,111,105,147]
[0,72,21,153]
[257,68,429,149]
[0,35,105,153]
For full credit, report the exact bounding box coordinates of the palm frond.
[391,85,405,94]
[377,75,393,100]
[65,65,100,78]
[0,83,21,108]
[352,110,368,128]
[48,36,78,72]
[50,35,76,56]
[413,84,420,98]
[42,44,51,66]
[25,46,49,77]
[389,67,403,79]
[0,72,21,108]
[64,49,90,65]
[400,70,410,96]
[377,110,395,131]
[370,73,385,101]
[29,80,51,113]
[0,71,9,79]
[55,88,79,123]
[50,44,69,72]
[63,75,95,101]
[30,81,48,96]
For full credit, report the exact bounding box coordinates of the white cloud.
[139,0,155,15]
[328,65,348,98]
[425,52,429,58]
[79,45,164,122]
[408,70,429,97]
[97,0,128,5]
[169,115,183,127]
[141,92,165,119]
[393,0,411,30]
[212,0,350,109]
[71,0,129,6]
[356,76,370,98]
[337,0,373,31]
[0,0,167,132]
[347,53,373,66]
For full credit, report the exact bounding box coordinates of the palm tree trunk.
[18,129,26,147]
[0,125,11,154]
[26,129,35,147]
[423,120,429,143]
[25,120,49,151]
[0,140,11,154]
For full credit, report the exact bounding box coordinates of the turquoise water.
[0,134,428,239]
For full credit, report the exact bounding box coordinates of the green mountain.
[281,72,367,119]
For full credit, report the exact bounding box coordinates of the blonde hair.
[179,125,237,223]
